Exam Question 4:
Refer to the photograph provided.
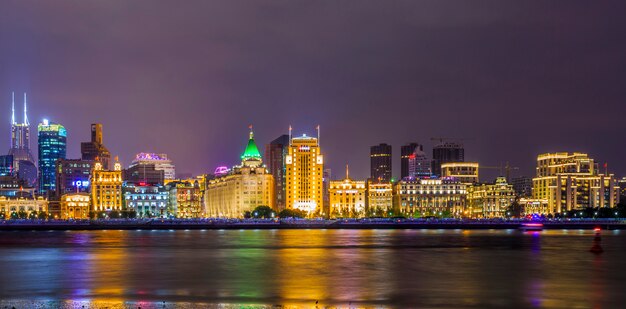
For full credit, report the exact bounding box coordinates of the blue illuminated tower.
[38,119,67,194]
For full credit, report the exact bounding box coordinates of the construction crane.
[480,162,519,182]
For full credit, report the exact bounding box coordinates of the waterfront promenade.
[0,218,624,231]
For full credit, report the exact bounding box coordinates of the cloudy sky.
[1,1,625,180]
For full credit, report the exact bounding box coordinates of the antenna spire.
[11,92,15,125]
[289,125,292,145]
[23,93,29,125]
[346,164,349,179]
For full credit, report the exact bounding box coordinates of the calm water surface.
[0,229,625,308]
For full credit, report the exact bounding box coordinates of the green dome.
[241,131,261,160]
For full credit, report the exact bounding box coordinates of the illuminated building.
[128,153,175,181]
[518,198,550,216]
[8,92,37,187]
[396,177,467,217]
[90,158,123,212]
[60,193,90,219]
[0,176,33,198]
[264,134,289,210]
[532,152,620,213]
[176,179,203,218]
[0,155,13,176]
[81,123,111,170]
[0,196,48,219]
[329,165,366,218]
[407,146,431,178]
[124,163,164,185]
[37,119,67,194]
[370,143,392,182]
[441,162,479,184]
[432,141,464,177]
[467,177,516,218]
[400,143,419,179]
[124,183,169,217]
[285,128,324,216]
[55,159,93,196]
[205,129,274,218]
[366,180,393,216]
[323,168,331,216]
[511,176,533,197]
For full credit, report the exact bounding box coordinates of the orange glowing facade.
[286,130,324,216]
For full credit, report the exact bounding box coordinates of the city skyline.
[2,1,625,181]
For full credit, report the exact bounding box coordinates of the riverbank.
[1,219,624,231]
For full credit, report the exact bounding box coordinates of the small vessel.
[519,222,543,231]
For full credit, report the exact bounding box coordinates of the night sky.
[1,1,625,180]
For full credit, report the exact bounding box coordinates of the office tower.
[205,129,274,218]
[90,157,123,212]
[37,119,67,194]
[370,143,392,182]
[264,134,289,211]
[81,123,111,170]
[286,128,324,216]
[441,162,479,184]
[408,147,431,178]
[8,92,37,187]
[511,176,533,197]
[129,153,175,180]
[0,155,14,176]
[329,165,366,218]
[55,159,94,196]
[467,177,516,218]
[532,152,620,213]
[432,141,464,177]
[400,143,419,179]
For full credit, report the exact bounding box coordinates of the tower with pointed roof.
[204,128,275,218]
[8,92,37,187]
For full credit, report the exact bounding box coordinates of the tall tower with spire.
[8,92,37,187]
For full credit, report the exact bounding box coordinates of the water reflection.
[0,229,625,308]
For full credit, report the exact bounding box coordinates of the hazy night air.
[1,1,625,180]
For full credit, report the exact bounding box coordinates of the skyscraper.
[81,123,111,170]
[400,143,418,179]
[37,119,67,193]
[408,146,431,178]
[370,143,392,182]
[432,141,464,177]
[8,92,37,187]
[264,134,289,211]
[286,127,324,216]
[129,153,176,181]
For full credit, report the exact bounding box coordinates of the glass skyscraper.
[38,119,67,193]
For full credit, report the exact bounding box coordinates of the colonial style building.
[205,130,274,218]
[60,193,90,219]
[467,177,516,218]
[90,158,123,212]
[441,162,479,185]
[0,196,48,218]
[366,180,394,216]
[396,177,467,217]
[124,183,169,217]
[329,166,366,218]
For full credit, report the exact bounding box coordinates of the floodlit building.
[441,162,479,185]
[37,119,67,194]
[329,165,366,218]
[8,92,37,187]
[90,158,123,212]
[370,143,392,182]
[519,198,550,216]
[396,177,467,217]
[176,180,203,218]
[81,123,111,170]
[286,128,324,216]
[0,196,48,219]
[532,152,620,213]
[366,180,393,216]
[55,159,94,196]
[264,134,289,211]
[205,130,274,218]
[407,146,431,178]
[467,177,516,218]
[128,153,175,181]
[60,193,90,219]
[124,183,169,217]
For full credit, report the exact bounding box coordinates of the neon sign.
[72,180,90,187]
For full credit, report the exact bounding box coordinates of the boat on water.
[519,222,544,231]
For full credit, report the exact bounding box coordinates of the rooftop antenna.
[289,125,292,145]
[346,163,349,179]
[23,93,29,126]
[248,124,253,139]
[11,92,15,125]
[316,125,320,144]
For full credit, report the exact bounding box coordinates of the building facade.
[128,153,175,181]
[124,183,169,217]
[205,130,274,218]
[511,176,533,198]
[441,162,479,184]
[8,92,37,187]
[396,178,467,217]
[176,180,203,218]
[124,164,165,185]
[467,177,516,218]
[60,193,90,219]
[366,180,393,216]
[432,141,464,177]
[264,134,289,211]
[286,130,324,216]
[370,143,392,182]
[400,143,419,179]
[532,152,620,213]
[81,123,111,170]
[37,119,67,194]
[329,166,366,218]
[0,196,48,218]
[408,146,431,178]
[55,159,93,196]
[90,159,123,212]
